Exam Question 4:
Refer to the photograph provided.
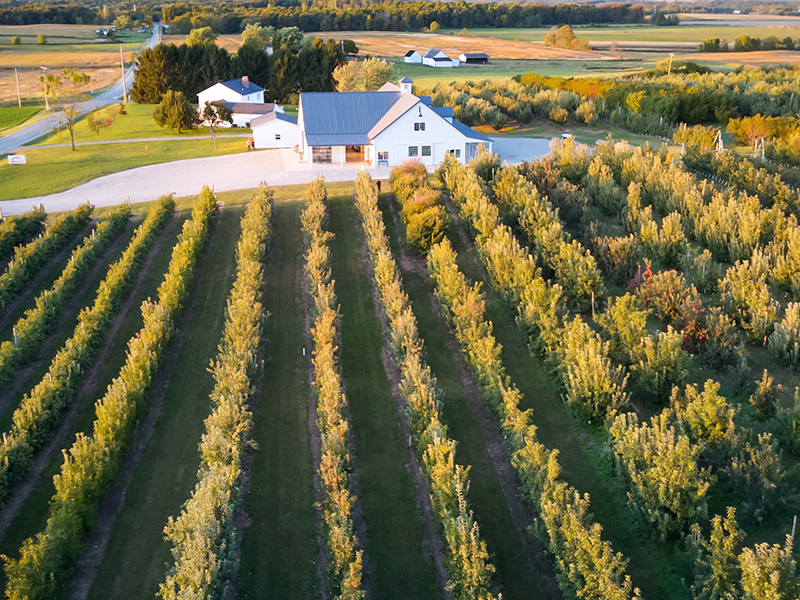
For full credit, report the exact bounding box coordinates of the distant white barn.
[422,48,458,68]
[404,50,422,64]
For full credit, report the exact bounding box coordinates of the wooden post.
[14,67,21,108]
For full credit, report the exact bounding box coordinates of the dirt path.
[67,208,222,600]
[0,220,95,332]
[385,194,562,600]
[0,218,134,418]
[353,198,452,600]
[0,214,179,546]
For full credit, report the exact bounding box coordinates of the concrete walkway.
[0,149,392,215]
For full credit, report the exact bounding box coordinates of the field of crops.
[1,124,800,600]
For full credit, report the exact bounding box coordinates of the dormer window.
[414,122,426,132]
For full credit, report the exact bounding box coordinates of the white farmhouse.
[251,112,300,149]
[197,76,265,106]
[403,50,422,64]
[297,78,491,167]
[422,48,459,68]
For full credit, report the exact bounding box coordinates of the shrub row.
[3,189,216,600]
[0,203,93,309]
[354,171,499,600]
[0,197,174,509]
[159,184,273,600]
[0,205,131,386]
[0,206,47,263]
[300,178,365,600]
[439,155,629,420]
[427,238,641,600]
[389,161,449,255]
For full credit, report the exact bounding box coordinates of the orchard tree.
[201,101,232,148]
[749,370,779,422]
[153,89,196,133]
[739,536,800,599]
[691,508,744,600]
[43,68,90,151]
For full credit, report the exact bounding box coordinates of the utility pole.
[14,67,21,108]
[119,45,128,103]
[40,66,49,111]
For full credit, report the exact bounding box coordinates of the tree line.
[130,26,347,104]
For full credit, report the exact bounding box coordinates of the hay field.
[0,24,99,45]
[314,30,598,60]
[0,67,119,103]
[690,50,800,67]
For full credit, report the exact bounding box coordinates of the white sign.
[7,155,26,165]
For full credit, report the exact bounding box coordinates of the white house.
[251,112,299,149]
[297,78,491,167]
[404,50,422,64]
[422,48,459,68]
[197,76,265,106]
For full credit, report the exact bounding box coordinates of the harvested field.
[0,67,120,103]
[691,50,800,66]
[314,30,599,60]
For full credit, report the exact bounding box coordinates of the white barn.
[404,50,422,64]
[422,48,458,68]
[251,112,300,149]
[297,78,491,167]
[220,102,283,128]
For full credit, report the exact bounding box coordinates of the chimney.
[242,76,249,88]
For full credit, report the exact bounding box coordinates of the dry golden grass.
[0,50,134,68]
[0,67,119,102]
[0,23,99,41]
[316,30,598,60]
[691,50,800,66]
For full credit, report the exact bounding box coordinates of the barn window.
[422,145,431,157]
[414,122,426,131]
[408,146,418,157]
[275,134,281,140]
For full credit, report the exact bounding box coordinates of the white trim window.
[414,122,426,131]
[422,145,432,157]
[408,146,418,157]
[313,146,332,163]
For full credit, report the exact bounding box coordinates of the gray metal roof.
[450,119,492,142]
[250,112,298,128]
[460,53,489,59]
[433,106,455,118]
[219,101,275,114]
[399,76,413,83]
[424,48,444,59]
[219,77,264,95]
[404,50,418,57]
[300,91,401,146]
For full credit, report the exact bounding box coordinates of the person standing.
[376,180,382,194]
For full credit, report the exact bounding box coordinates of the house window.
[408,146,418,157]
[275,134,281,140]
[414,122,426,131]
[313,146,332,164]
[422,145,432,157]
[377,151,389,165]
[447,149,462,158]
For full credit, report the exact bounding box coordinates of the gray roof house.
[297,78,490,167]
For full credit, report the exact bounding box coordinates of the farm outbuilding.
[404,50,422,64]
[251,112,299,149]
[422,48,459,68]
[459,52,489,64]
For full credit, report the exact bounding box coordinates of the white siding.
[252,119,299,149]
[197,83,264,107]
[370,102,490,167]
[404,52,422,63]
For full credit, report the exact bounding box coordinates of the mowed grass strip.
[445,205,690,600]
[328,195,440,600]
[236,199,318,600]
[0,209,187,589]
[380,197,545,600]
[84,206,241,600]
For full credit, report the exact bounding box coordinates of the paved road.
[0,25,161,156]
[0,137,554,215]
[0,150,394,215]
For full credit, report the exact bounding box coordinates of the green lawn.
[34,103,252,146]
[328,195,440,600]
[393,58,657,86]
[0,107,40,134]
[87,206,242,600]
[381,195,551,600]
[0,136,247,201]
[0,209,186,590]
[444,25,800,43]
[236,197,318,599]
[489,118,676,149]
